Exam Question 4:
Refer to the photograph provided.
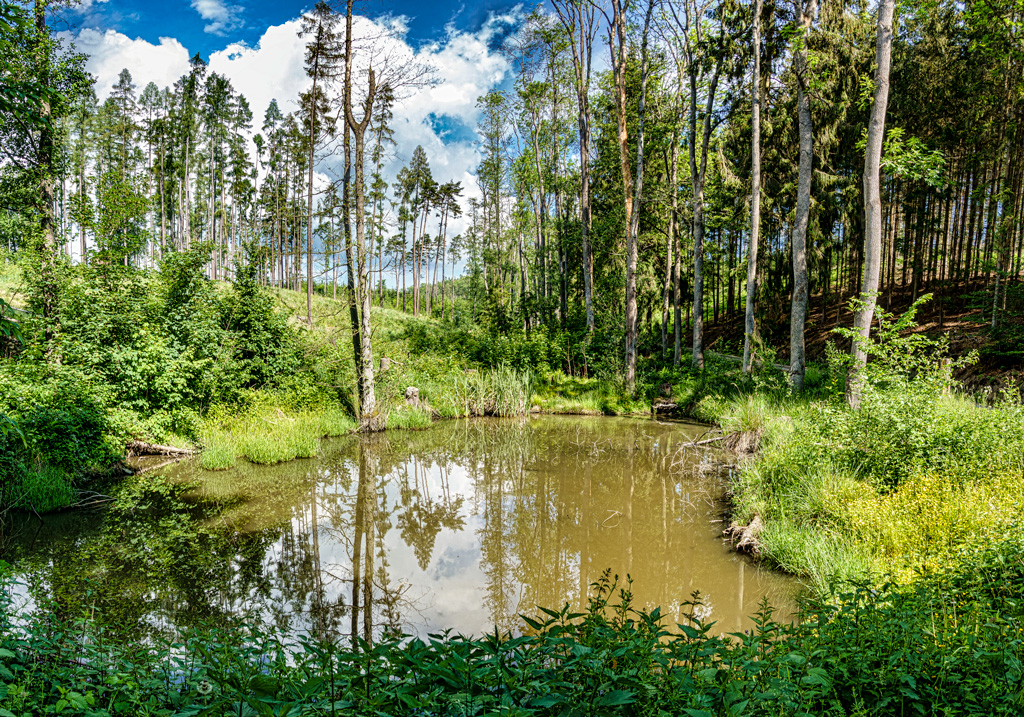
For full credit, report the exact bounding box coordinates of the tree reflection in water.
[4,416,798,642]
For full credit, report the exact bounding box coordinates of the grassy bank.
[705,304,1024,594]
[3,536,1023,716]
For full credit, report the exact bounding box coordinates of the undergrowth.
[727,297,1024,591]
[2,540,1023,716]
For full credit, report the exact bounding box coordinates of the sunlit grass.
[725,384,1024,593]
[385,405,433,430]
[14,466,74,513]
[531,371,648,415]
[199,442,236,471]
[200,404,356,467]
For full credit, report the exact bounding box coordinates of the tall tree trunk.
[34,0,58,348]
[847,0,893,407]
[553,0,596,332]
[611,0,642,392]
[345,0,378,429]
[343,129,362,408]
[306,47,320,325]
[671,138,683,366]
[661,188,674,357]
[681,5,725,369]
[788,0,817,392]
[742,0,763,373]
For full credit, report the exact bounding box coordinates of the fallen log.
[686,435,728,447]
[127,440,195,457]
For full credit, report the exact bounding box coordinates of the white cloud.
[67,28,190,98]
[207,11,520,235]
[72,0,109,12]
[208,20,308,125]
[191,0,243,37]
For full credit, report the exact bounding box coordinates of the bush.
[0,363,121,512]
[220,258,298,389]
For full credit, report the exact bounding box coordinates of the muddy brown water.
[4,416,798,641]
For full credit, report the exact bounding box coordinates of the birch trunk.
[742,0,763,373]
[847,0,893,407]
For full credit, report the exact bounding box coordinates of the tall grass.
[199,404,356,469]
[13,466,74,513]
[727,386,1024,591]
[382,365,537,424]
[385,405,433,430]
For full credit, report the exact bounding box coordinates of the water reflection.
[4,416,797,642]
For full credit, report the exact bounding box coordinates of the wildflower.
[197,680,213,696]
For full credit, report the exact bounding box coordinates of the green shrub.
[729,297,1024,588]
[220,257,298,389]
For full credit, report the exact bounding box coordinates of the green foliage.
[0,362,121,512]
[220,255,297,389]
[0,297,21,344]
[0,242,311,506]
[727,300,1024,588]
[832,294,974,393]
[3,550,1023,716]
[405,318,570,375]
[92,171,149,264]
[856,127,946,186]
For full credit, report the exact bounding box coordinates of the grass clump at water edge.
[199,403,356,468]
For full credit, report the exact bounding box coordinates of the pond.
[3,416,798,642]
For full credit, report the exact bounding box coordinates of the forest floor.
[701,275,1024,394]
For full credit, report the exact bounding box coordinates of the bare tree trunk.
[306,51,319,324]
[661,195,674,356]
[553,0,596,332]
[80,159,88,265]
[345,0,378,429]
[34,0,59,348]
[610,0,637,391]
[625,0,656,391]
[847,0,892,406]
[670,137,683,366]
[788,0,817,393]
[674,0,725,369]
[742,0,763,373]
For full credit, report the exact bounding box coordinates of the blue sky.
[66,0,524,59]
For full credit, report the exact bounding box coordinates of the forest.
[1,0,1024,714]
